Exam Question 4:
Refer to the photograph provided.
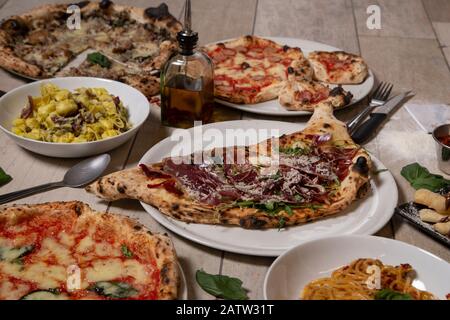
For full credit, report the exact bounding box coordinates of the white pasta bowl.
[264,235,450,300]
[0,77,150,158]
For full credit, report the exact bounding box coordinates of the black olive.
[99,0,113,9]
[241,62,250,70]
[329,86,343,96]
[353,156,369,176]
[0,19,29,35]
[287,66,295,74]
[145,3,169,19]
[75,1,90,8]
[283,45,290,52]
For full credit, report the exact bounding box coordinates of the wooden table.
[0,0,449,299]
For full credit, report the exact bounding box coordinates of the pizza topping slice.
[278,77,353,111]
[308,51,368,84]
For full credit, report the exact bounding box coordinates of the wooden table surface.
[0,0,449,299]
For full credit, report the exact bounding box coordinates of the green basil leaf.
[0,167,12,186]
[121,245,133,258]
[89,281,138,299]
[401,163,450,192]
[195,270,248,300]
[374,288,413,300]
[87,52,111,68]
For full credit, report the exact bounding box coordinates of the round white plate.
[264,235,450,300]
[177,262,188,300]
[139,120,397,257]
[214,37,374,116]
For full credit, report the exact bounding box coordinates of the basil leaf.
[0,167,12,186]
[401,163,450,192]
[121,245,133,258]
[374,288,413,300]
[89,281,138,299]
[87,52,111,68]
[196,270,248,300]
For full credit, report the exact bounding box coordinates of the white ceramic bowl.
[264,235,450,300]
[0,77,150,158]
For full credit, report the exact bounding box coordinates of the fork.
[347,82,393,134]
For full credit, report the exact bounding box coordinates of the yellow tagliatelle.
[11,84,132,143]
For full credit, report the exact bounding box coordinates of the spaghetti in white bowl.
[264,235,450,300]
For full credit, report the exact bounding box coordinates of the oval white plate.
[0,77,150,158]
[264,235,450,300]
[140,120,397,256]
[214,37,374,116]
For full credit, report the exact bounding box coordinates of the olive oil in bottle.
[160,0,214,128]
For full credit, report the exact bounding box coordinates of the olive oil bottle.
[160,0,214,128]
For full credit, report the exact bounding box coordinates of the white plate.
[214,37,375,116]
[139,120,397,256]
[177,262,188,300]
[264,235,450,300]
[0,77,150,158]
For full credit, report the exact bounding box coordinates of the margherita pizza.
[0,1,182,99]
[0,201,179,300]
[86,102,372,229]
[308,51,368,84]
[204,35,313,104]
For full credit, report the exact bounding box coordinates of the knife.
[351,91,411,144]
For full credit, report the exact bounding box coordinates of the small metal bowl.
[432,124,450,174]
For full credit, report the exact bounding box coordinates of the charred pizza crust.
[0,1,181,96]
[0,201,179,300]
[86,102,371,229]
[204,35,313,104]
[278,77,353,111]
[308,51,368,84]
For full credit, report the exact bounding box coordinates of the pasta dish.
[301,258,437,300]
[12,84,132,143]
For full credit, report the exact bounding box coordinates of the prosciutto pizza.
[0,1,182,99]
[308,51,368,84]
[86,102,372,229]
[0,201,179,300]
[204,35,313,104]
[278,76,353,111]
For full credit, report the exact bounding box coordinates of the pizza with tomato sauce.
[308,51,368,84]
[204,35,313,104]
[0,201,179,300]
[278,77,353,111]
[86,102,372,229]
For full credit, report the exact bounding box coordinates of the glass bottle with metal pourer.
[160,0,214,128]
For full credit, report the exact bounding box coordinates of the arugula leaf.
[121,245,133,258]
[0,167,12,186]
[87,52,111,68]
[196,270,248,300]
[279,146,310,156]
[401,163,450,192]
[374,288,413,300]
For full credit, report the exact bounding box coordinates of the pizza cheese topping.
[0,210,161,300]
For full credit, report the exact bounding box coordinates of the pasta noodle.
[300,258,437,300]
[11,84,132,143]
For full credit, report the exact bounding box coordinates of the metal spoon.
[0,154,110,205]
